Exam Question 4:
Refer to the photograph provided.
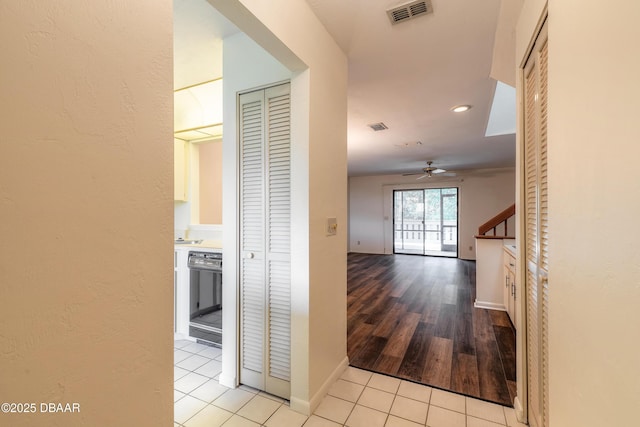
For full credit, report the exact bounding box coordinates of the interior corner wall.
[174,138,192,237]
[198,141,223,224]
[515,1,640,426]
[214,0,348,414]
[220,31,292,389]
[0,1,174,426]
[348,171,516,260]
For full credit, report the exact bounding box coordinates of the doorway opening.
[393,188,458,257]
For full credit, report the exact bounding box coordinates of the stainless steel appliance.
[188,251,222,347]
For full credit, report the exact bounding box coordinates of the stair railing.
[476,204,516,238]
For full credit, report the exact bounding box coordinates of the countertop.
[503,239,516,256]
[174,239,222,252]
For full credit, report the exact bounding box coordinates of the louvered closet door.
[523,22,548,427]
[239,83,291,399]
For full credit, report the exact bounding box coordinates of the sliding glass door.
[393,190,425,255]
[393,188,458,257]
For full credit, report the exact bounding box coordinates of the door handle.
[244,252,255,259]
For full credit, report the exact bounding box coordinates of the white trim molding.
[473,300,507,311]
[290,356,349,415]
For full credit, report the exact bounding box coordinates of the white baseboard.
[290,356,349,415]
[473,299,507,311]
[218,373,237,389]
[289,397,310,415]
[514,395,526,423]
[173,333,193,341]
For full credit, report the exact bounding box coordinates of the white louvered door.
[239,89,266,390]
[239,83,291,399]
[523,22,548,427]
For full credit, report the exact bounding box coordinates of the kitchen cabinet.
[174,139,188,201]
[174,250,178,333]
[503,247,516,327]
[174,248,190,337]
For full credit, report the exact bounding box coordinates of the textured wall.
[516,1,640,425]
[545,1,640,426]
[0,1,174,426]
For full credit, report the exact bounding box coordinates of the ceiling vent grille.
[368,122,388,131]
[387,0,433,25]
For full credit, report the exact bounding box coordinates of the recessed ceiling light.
[451,105,471,113]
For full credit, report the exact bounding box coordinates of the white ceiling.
[486,81,516,137]
[175,0,516,176]
[306,0,515,176]
[173,0,238,89]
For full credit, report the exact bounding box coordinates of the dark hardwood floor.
[347,253,516,406]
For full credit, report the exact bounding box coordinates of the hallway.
[173,339,525,426]
[347,254,516,406]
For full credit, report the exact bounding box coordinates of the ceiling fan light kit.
[402,160,455,180]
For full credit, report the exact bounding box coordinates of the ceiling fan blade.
[432,168,447,174]
[416,174,429,180]
[402,172,424,176]
[440,172,456,177]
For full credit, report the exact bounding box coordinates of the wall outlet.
[469,246,473,251]
[357,240,361,245]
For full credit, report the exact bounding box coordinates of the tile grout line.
[175,342,225,426]
[424,392,431,427]
[464,393,468,427]
[389,388,400,426]
[177,351,508,426]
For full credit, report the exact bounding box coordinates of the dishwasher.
[188,251,222,347]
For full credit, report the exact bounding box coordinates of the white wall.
[199,141,223,224]
[475,239,509,309]
[174,139,192,238]
[349,170,516,260]
[0,1,173,426]
[219,30,292,388]
[174,138,224,240]
[516,1,640,425]
[210,0,348,414]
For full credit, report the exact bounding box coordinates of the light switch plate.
[326,217,337,236]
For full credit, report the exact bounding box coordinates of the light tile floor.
[174,340,527,427]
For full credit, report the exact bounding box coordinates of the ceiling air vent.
[368,122,388,131]
[387,0,433,25]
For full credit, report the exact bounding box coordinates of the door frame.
[439,189,459,253]
[392,189,426,255]
[515,5,549,424]
[387,185,459,258]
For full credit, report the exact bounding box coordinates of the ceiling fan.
[403,161,456,180]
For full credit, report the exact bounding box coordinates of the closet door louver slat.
[524,58,541,427]
[539,39,550,427]
[240,94,265,378]
[523,23,548,427]
[265,87,291,396]
[239,83,291,399]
